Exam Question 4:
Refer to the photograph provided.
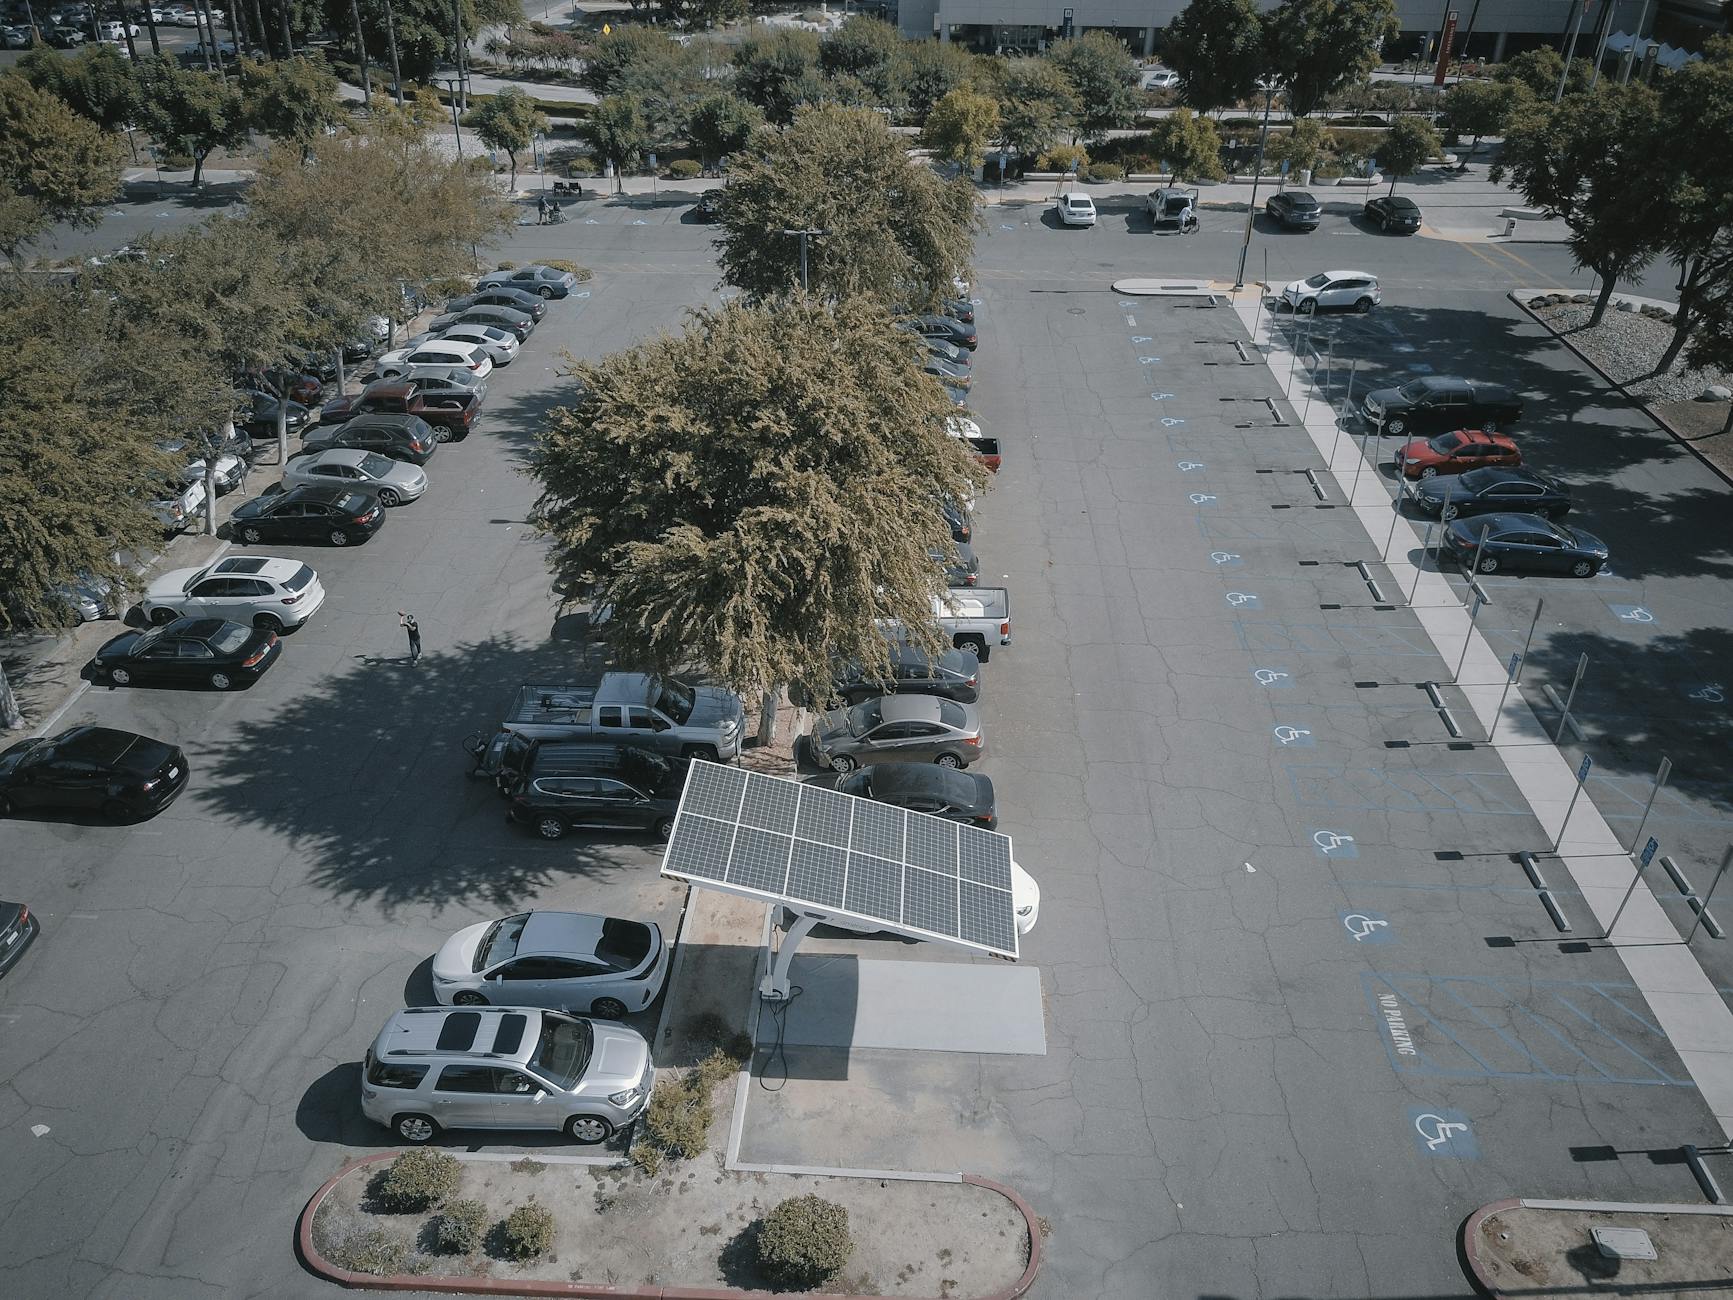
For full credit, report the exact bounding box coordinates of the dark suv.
[1362,376,1523,438]
[502,742,684,841]
[1265,190,1323,230]
[830,644,981,705]
[297,413,440,465]
[320,380,477,442]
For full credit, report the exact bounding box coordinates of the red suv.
[320,380,476,442]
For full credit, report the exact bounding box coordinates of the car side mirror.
[532,1090,547,1103]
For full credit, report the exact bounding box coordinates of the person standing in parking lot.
[398,611,421,664]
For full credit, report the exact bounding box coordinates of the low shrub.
[536,258,592,281]
[433,1198,489,1255]
[1035,144,1088,174]
[629,1141,664,1176]
[495,260,516,271]
[756,1195,853,1287]
[643,1077,713,1159]
[326,1223,410,1276]
[565,155,598,176]
[1085,163,1124,182]
[693,1046,741,1092]
[667,158,702,179]
[497,1200,556,1260]
[374,1149,461,1212]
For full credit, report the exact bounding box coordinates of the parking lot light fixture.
[1234,83,1276,291]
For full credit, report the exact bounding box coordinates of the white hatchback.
[432,911,670,1019]
[1057,192,1097,227]
[374,339,492,383]
[142,555,325,631]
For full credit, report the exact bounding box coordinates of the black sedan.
[91,618,281,690]
[905,315,977,351]
[0,726,188,821]
[838,764,998,830]
[1265,190,1323,230]
[297,413,440,465]
[941,297,975,324]
[230,484,386,547]
[445,286,547,321]
[1440,513,1609,577]
[0,900,39,978]
[242,392,311,435]
[691,191,723,222]
[1413,466,1571,521]
[1364,194,1422,233]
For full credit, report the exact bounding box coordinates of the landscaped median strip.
[296,1149,1042,1298]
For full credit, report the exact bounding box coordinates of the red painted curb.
[297,1152,1044,1299]
[1458,1197,1523,1299]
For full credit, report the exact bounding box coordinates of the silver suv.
[361,1005,653,1145]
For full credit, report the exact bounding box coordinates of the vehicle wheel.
[536,816,568,840]
[1482,420,1500,433]
[394,1113,438,1144]
[652,817,675,841]
[538,286,555,299]
[591,997,627,1020]
[0,793,13,816]
[1440,504,1459,520]
[1380,216,1390,231]
[377,488,401,507]
[148,606,177,626]
[566,1114,612,1143]
[1419,466,1439,478]
[432,427,452,443]
[452,990,488,1006]
[110,667,132,685]
[209,671,232,690]
[1571,559,1596,577]
[1385,417,1407,437]
[1355,297,1375,314]
[1477,556,1500,574]
[681,745,721,763]
[1299,298,1316,315]
[934,754,964,769]
[102,799,132,821]
[328,529,352,546]
[828,754,858,775]
[958,634,988,660]
[240,526,264,544]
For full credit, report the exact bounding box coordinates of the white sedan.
[282,447,427,505]
[1056,192,1097,227]
[431,911,670,1019]
[374,338,492,384]
[436,323,520,366]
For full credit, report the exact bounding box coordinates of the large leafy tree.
[1046,31,1139,141]
[713,104,978,306]
[1493,46,1590,101]
[1266,116,1326,177]
[896,38,977,122]
[733,27,822,125]
[994,57,1078,160]
[1149,107,1225,182]
[921,88,1000,172]
[1493,83,1665,328]
[0,73,124,265]
[1163,0,1268,115]
[528,296,982,713]
[466,86,549,189]
[1440,76,1522,166]
[820,15,905,105]
[239,55,343,159]
[134,55,248,187]
[1377,113,1441,194]
[687,91,762,170]
[16,44,141,134]
[582,94,651,189]
[1263,0,1398,118]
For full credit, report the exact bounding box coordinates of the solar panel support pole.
[760,910,823,1000]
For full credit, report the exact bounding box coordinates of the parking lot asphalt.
[3,202,1730,1300]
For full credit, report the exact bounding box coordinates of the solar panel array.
[662,762,1020,959]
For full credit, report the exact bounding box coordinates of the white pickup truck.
[881,587,1010,661]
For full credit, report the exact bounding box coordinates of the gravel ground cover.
[1530,297,1730,405]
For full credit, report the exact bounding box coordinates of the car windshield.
[284,564,314,592]
[209,624,250,653]
[182,566,212,592]
[358,452,396,477]
[336,492,370,513]
[483,328,510,341]
[653,677,696,724]
[1456,468,1496,491]
[476,912,530,970]
[1428,433,1462,453]
[937,700,967,728]
[531,1016,593,1090]
[1398,379,1436,400]
[131,627,167,654]
[847,699,883,736]
[1303,273,1331,288]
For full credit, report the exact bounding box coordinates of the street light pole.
[1556,0,1587,102]
[780,227,824,294]
[1233,83,1276,292]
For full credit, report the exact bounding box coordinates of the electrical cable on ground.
[757,985,803,1092]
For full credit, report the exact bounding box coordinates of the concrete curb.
[1508,290,1733,493]
[296,1152,1042,1299]
[1459,1197,1522,1297]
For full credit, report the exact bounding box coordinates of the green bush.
[667,158,702,179]
[643,1077,713,1159]
[497,1200,556,1260]
[756,1195,853,1287]
[1035,145,1088,174]
[1086,163,1125,182]
[374,1149,462,1212]
[565,155,598,176]
[327,1223,410,1275]
[433,1199,489,1255]
[629,1141,664,1175]
[693,1046,741,1092]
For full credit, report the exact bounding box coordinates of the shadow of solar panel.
[902,865,959,936]
[728,824,793,894]
[959,879,1016,951]
[684,762,748,820]
[665,814,734,882]
[845,853,902,922]
[793,781,852,847]
[958,826,1013,890]
[787,838,846,909]
[851,798,905,861]
[905,814,959,876]
[740,771,800,835]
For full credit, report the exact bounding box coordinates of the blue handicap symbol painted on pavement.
[1225,591,1259,609]
[1161,417,1186,427]
[1152,393,1176,401]
[1189,493,1217,506]
[1609,604,1655,624]
[1309,828,1359,858]
[1210,550,1242,568]
[1001,223,1016,230]
[1253,667,1293,688]
[1272,724,1315,747]
[1409,1108,1477,1159]
[1130,335,1152,344]
[573,290,591,299]
[1139,356,1161,364]
[1176,460,1205,472]
[1340,910,1394,944]
[584,218,599,225]
[1687,683,1726,703]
